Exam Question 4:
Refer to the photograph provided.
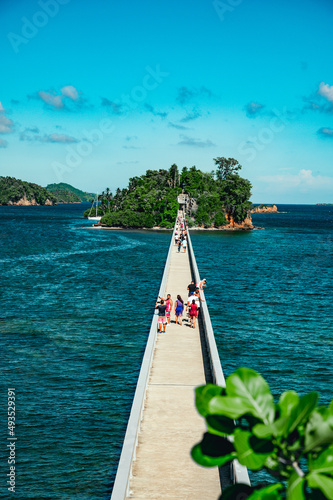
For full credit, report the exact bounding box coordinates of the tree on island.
[214,156,242,181]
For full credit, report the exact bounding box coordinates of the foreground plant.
[192,368,333,499]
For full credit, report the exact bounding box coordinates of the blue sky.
[1,0,332,203]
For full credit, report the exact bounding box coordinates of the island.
[0,176,56,206]
[84,157,255,230]
[46,183,95,203]
[251,204,278,213]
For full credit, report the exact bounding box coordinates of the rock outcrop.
[251,204,278,213]
[8,195,37,206]
[7,196,55,206]
[223,213,254,230]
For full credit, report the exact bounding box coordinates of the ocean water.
[192,204,333,485]
[0,203,332,498]
[0,204,170,500]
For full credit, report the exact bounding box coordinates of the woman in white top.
[196,279,207,290]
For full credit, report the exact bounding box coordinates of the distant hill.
[46,183,95,203]
[0,176,56,206]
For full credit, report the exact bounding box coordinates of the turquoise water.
[0,204,170,500]
[0,204,332,498]
[192,205,333,406]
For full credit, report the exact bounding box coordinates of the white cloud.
[39,133,79,143]
[0,114,14,134]
[0,138,8,148]
[318,82,333,103]
[245,101,265,118]
[0,102,14,134]
[36,85,82,110]
[258,169,333,193]
[38,91,64,109]
[317,127,333,138]
[177,134,216,148]
[61,85,79,101]
[20,129,79,143]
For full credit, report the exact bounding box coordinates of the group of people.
[175,211,188,253]
[154,209,208,332]
[155,278,207,332]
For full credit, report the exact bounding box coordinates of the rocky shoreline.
[4,199,54,206]
[89,224,264,231]
[251,204,278,213]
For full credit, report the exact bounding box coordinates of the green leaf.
[278,391,300,418]
[195,384,223,417]
[208,395,254,419]
[218,483,253,500]
[247,483,283,499]
[226,368,275,424]
[305,409,333,452]
[286,392,319,435]
[309,445,333,474]
[307,472,333,500]
[253,417,288,439]
[233,429,274,470]
[287,471,306,500]
[191,433,236,467]
[206,415,235,436]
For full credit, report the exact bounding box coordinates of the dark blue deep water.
[0,203,332,498]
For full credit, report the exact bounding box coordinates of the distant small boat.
[88,193,102,221]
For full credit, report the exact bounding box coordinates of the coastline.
[86,225,264,231]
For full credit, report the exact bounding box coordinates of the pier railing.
[186,228,251,487]
[110,223,177,500]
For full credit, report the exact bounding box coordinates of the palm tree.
[105,187,111,211]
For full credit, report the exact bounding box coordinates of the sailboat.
[88,193,102,221]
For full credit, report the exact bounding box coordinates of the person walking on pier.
[159,294,173,325]
[182,237,187,253]
[155,299,167,333]
[177,238,182,252]
[189,300,199,328]
[174,295,184,325]
[187,280,197,297]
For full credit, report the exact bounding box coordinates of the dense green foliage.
[192,368,333,499]
[0,176,56,205]
[46,183,94,203]
[84,158,252,228]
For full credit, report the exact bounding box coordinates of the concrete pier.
[110,218,250,499]
[128,233,221,499]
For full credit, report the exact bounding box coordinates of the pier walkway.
[128,231,220,499]
[111,218,250,499]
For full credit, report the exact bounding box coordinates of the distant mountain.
[0,176,56,206]
[46,183,95,203]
